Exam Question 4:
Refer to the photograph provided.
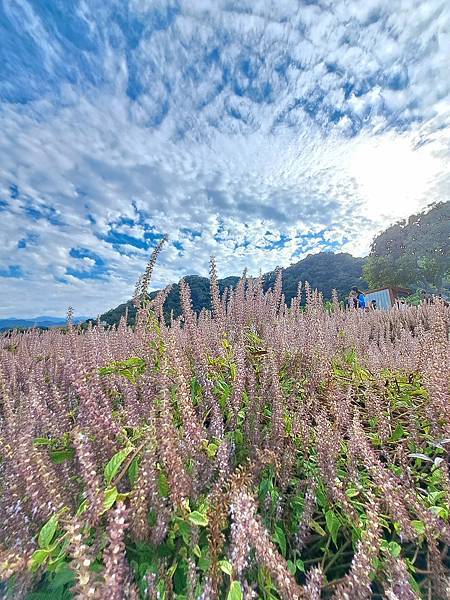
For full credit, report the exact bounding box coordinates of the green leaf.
[390,424,405,442]
[287,560,296,575]
[310,520,326,536]
[273,526,286,557]
[157,579,166,596]
[388,541,402,557]
[167,562,178,579]
[410,576,421,595]
[124,357,146,368]
[50,448,75,464]
[198,556,210,571]
[48,539,70,569]
[430,505,448,519]
[393,521,402,535]
[315,488,327,508]
[75,499,88,517]
[128,456,140,486]
[325,510,341,546]
[219,560,233,576]
[227,581,243,600]
[103,487,118,512]
[158,471,170,497]
[48,567,75,590]
[205,442,219,458]
[38,514,59,549]
[30,549,50,571]
[230,363,237,380]
[174,517,191,544]
[188,511,208,527]
[121,369,133,382]
[99,357,146,383]
[104,447,134,485]
[428,490,445,503]
[33,437,53,446]
[234,430,244,448]
[296,559,305,573]
[411,520,425,535]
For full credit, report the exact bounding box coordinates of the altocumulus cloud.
[0,0,449,316]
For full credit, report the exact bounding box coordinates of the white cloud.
[0,0,449,316]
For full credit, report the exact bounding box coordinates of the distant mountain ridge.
[0,316,89,331]
[98,252,367,327]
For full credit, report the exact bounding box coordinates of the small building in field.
[364,287,411,310]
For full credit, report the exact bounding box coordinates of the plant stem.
[324,539,352,574]
[112,439,148,488]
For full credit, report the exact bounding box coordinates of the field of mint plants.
[0,253,449,599]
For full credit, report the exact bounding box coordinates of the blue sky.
[0,0,449,317]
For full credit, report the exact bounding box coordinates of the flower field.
[1,259,449,599]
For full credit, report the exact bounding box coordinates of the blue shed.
[364,287,411,310]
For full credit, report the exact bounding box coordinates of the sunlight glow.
[350,134,441,220]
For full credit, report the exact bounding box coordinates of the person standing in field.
[436,293,449,307]
[395,298,407,310]
[350,286,366,309]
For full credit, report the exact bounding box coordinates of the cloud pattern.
[0,0,449,316]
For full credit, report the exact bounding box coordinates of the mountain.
[97,252,367,327]
[0,316,89,331]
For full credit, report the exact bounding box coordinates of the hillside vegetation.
[98,252,366,326]
[364,201,449,291]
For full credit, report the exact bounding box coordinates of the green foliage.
[50,449,75,464]
[26,566,75,599]
[38,515,59,549]
[363,254,415,288]
[103,487,119,511]
[364,201,450,290]
[104,446,134,485]
[325,510,341,547]
[227,581,243,600]
[273,526,287,557]
[218,560,233,576]
[33,434,75,464]
[265,251,367,303]
[99,357,146,383]
[188,511,209,527]
[128,455,140,486]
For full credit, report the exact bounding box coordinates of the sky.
[0,0,449,317]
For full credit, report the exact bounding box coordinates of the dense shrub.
[0,256,449,599]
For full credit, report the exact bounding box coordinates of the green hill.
[363,201,449,290]
[97,252,367,327]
